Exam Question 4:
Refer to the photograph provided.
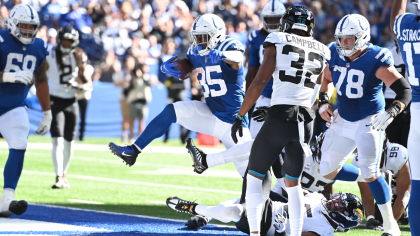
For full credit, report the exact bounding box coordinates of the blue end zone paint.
[4,204,246,235]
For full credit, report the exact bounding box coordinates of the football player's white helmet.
[190,14,226,56]
[260,0,286,33]
[334,14,370,57]
[8,4,40,44]
[414,0,420,10]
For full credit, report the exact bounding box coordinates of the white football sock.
[206,140,253,168]
[63,140,75,175]
[378,201,400,235]
[272,178,287,199]
[246,174,264,235]
[0,188,14,213]
[52,137,64,177]
[195,202,243,223]
[286,184,304,236]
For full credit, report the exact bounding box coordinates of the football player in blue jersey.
[247,0,286,138]
[391,0,420,234]
[109,13,251,177]
[318,14,412,236]
[0,4,51,217]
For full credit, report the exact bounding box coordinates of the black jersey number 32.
[279,45,324,89]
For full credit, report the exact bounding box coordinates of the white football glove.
[36,110,52,135]
[3,71,33,85]
[274,213,288,235]
[371,110,394,131]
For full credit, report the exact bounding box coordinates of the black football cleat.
[166,196,198,215]
[109,142,140,167]
[0,200,28,217]
[366,218,383,231]
[186,138,208,174]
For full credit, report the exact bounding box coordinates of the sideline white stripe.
[0,168,241,195]
[68,199,104,204]
[0,142,225,154]
[0,218,110,232]
[30,203,237,228]
[147,200,167,205]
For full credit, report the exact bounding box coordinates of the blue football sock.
[333,164,360,181]
[409,179,420,236]
[134,104,176,150]
[3,149,25,190]
[367,176,391,205]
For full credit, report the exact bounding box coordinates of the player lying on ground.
[109,13,251,177]
[167,168,363,236]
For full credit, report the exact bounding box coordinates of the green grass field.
[0,136,411,235]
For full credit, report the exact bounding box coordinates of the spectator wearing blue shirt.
[59,0,93,34]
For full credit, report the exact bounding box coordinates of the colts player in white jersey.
[109,14,251,177]
[47,25,89,189]
[353,141,411,229]
[0,4,52,216]
[167,169,363,236]
[391,0,420,233]
[231,6,330,236]
[318,14,412,236]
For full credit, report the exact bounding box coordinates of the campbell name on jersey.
[263,32,330,108]
[394,13,420,102]
[271,192,334,236]
[47,47,87,99]
[0,30,49,116]
[352,142,408,175]
[248,29,273,98]
[329,42,393,122]
[187,37,248,127]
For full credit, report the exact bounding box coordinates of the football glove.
[3,71,33,85]
[371,103,401,131]
[161,55,181,78]
[186,215,209,229]
[36,110,52,135]
[274,212,288,235]
[231,114,244,144]
[251,106,270,122]
[205,49,226,64]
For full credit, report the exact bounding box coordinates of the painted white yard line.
[0,142,225,154]
[0,168,241,195]
[147,200,167,205]
[68,199,104,205]
[0,218,110,232]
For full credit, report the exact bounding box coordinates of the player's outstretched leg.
[186,138,208,174]
[109,104,177,166]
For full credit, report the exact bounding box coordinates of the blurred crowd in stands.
[4,0,419,140]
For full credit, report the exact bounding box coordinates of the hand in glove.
[251,106,270,122]
[231,114,244,144]
[36,110,52,135]
[274,212,288,235]
[161,55,181,78]
[371,102,401,131]
[185,215,210,229]
[3,71,33,85]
